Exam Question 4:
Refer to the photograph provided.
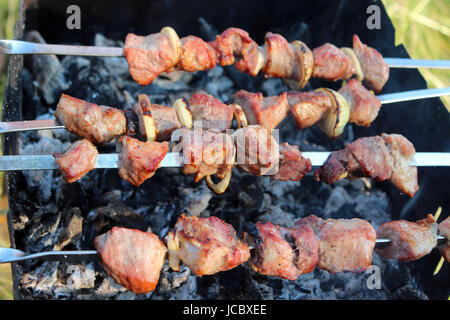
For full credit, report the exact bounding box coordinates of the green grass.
[383,0,450,111]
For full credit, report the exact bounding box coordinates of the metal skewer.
[0,87,448,134]
[0,234,446,263]
[2,39,450,69]
[0,152,448,171]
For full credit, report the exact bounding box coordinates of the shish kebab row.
[125,28,388,91]
[89,213,450,294]
[56,78,384,144]
[53,92,419,197]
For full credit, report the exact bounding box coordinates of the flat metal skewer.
[0,234,446,263]
[0,152,448,171]
[2,40,450,69]
[0,87,448,134]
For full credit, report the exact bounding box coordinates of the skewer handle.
[0,40,124,56]
[384,58,450,69]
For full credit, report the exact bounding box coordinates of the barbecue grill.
[2,0,449,299]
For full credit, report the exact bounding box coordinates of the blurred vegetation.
[0,0,448,301]
[0,0,19,301]
[383,0,450,111]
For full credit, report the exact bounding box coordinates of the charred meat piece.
[243,221,318,280]
[233,90,289,131]
[271,143,312,181]
[167,214,250,276]
[295,216,376,273]
[177,36,217,72]
[338,79,381,127]
[95,227,167,294]
[233,125,279,176]
[54,139,98,183]
[376,214,438,261]
[176,128,235,182]
[262,32,302,83]
[134,94,181,142]
[352,34,389,93]
[381,133,419,197]
[55,94,126,144]
[188,93,235,131]
[118,136,169,186]
[315,135,394,183]
[438,216,450,262]
[288,90,332,129]
[211,27,265,76]
[124,27,181,85]
[124,109,139,138]
[312,43,355,81]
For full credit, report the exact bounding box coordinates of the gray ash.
[8,3,449,299]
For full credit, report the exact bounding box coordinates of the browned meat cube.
[175,128,235,183]
[188,93,235,131]
[312,43,355,80]
[376,214,438,261]
[438,216,450,262]
[315,136,394,184]
[167,214,250,276]
[55,94,126,144]
[294,215,324,234]
[288,90,332,129]
[296,216,376,273]
[211,27,265,76]
[352,34,389,93]
[134,94,181,142]
[338,79,382,127]
[94,227,167,294]
[242,221,319,280]
[124,28,180,86]
[381,133,418,197]
[54,139,98,183]
[233,90,289,131]
[233,125,279,176]
[177,36,217,72]
[118,136,169,186]
[271,143,312,181]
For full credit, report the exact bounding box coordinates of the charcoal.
[178,185,213,217]
[25,31,69,104]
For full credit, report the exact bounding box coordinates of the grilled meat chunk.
[124,28,180,85]
[211,27,265,76]
[118,136,169,186]
[312,43,355,81]
[243,221,319,280]
[352,34,389,93]
[167,214,250,276]
[233,90,289,131]
[233,125,279,176]
[188,93,235,131]
[54,139,98,183]
[55,94,126,144]
[381,133,418,197]
[376,214,438,261]
[177,36,217,72]
[438,216,450,262]
[315,136,393,183]
[95,227,167,294]
[271,143,312,181]
[288,90,332,129]
[338,79,381,127]
[176,128,235,182]
[134,94,181,142]
[314,134,418,197]
[262,32,303,84]
[295,216,376,273]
